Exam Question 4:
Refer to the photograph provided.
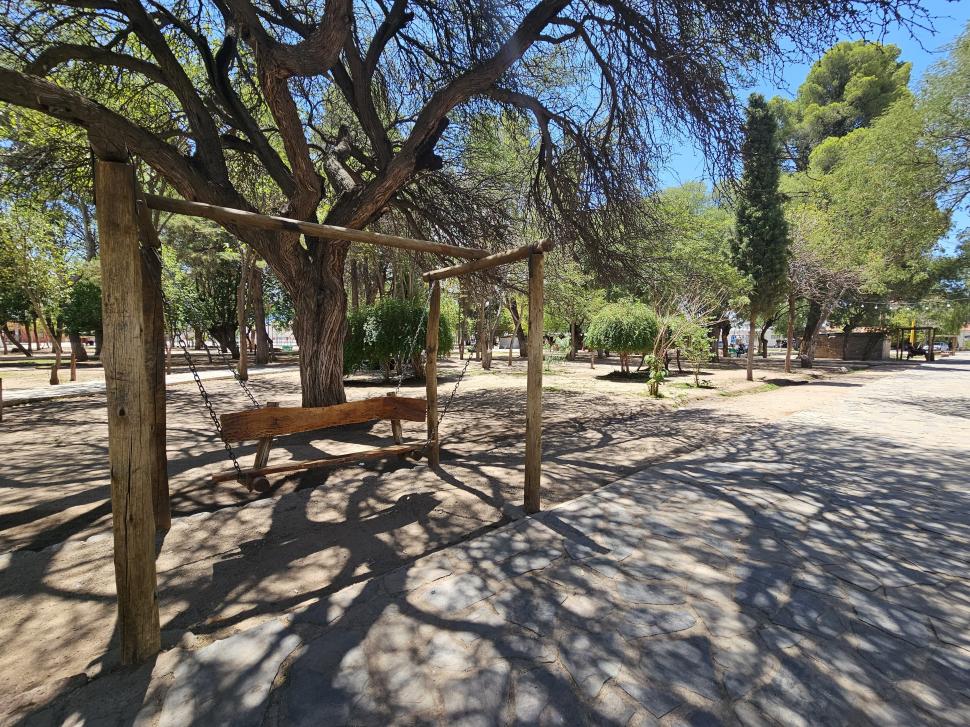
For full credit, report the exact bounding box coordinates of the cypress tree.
[733,94,789,381]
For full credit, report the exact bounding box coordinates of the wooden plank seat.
[211,394,428,491]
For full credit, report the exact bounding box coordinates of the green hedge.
[345,297,454,375]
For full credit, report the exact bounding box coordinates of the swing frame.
[95,157,551,664]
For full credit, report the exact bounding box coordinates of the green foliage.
[784,96,949,295]
[642,354,667,397]
[344,297,454,375]
[159,217,241,348]
[585,301,659,354]
[920,23,970,212]
[0,200,71,328]
[646,183,749,316]
[61,261,102,334]
[544,254,606,346]
[733,94,789,319]
[586,300,659,373]
[670,317,713,386]
[263,268,295,328]
[778,40,912,169]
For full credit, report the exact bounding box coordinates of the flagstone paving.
[18,357,970,725]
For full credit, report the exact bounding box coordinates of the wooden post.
[0,377,3,422]
[135,195,171,532]
[524,247,545,514]
[386,393,404,445]
[70,350,78,381]
[426,281,441,466]
[96,159,161,664]
[928,327,936,362]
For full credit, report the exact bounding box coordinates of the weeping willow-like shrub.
[585,300,659,373]
[344,297,453,378]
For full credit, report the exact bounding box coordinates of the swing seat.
[210,394,428,490]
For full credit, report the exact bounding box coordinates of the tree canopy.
[0,0,936,404]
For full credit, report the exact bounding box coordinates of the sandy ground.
[0,350,920,713]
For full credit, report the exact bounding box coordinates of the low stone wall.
[816,332,889,360]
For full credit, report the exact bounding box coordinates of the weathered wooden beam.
[524,247,545,514]
[425,280,441,466]
[422,239,554,282]
[134,196,170,532]
[144,194,489,261]
[96,160,161,664]
[220,395,427,442]
[211,443,422,483]
[387,392,404,445]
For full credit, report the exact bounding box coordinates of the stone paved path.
[20,357,970,726]
[2,364,299,404]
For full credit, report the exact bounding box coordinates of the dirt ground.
[0,350,916,718]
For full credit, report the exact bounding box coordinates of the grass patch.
[670,380,716,390]
[718,382,780,397]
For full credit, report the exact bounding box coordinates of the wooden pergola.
[95,159,552,663]
[890,325,938,361]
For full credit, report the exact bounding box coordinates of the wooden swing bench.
[210,394,428,491]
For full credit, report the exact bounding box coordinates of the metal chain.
[437,355,472,427]
[213,342,261,409]
[148,246,246,480]
[172,324,245,481]
[395,285,433,394]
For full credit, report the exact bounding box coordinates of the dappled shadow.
[248,367,969,725]
[5,357,969,723]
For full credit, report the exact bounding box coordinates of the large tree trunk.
[509,298,528,358]
[236,247,248,380]
[3,325,30,356]
[759,316,774,359]
[251,265,271,365]
[746,316,756,382]
[721,321,730,360]
[799,300,822,368]
[350,259,360,311]
[784,293,795,374]
[68,331,90,362]
[291,268,348,407]
[209,324,239,358]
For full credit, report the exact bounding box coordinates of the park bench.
[211,393,428,491]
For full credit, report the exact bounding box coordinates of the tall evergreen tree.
[733,94,789,381]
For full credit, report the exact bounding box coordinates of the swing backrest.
[220,395,427,442]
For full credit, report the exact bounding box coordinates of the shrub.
[344,297,454,379]
[585,301,659,373]
[669,317,713,387]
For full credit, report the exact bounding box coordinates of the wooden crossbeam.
[144,195,489,261]
[210,443,423,483]
[422,239,554,282]
[220,396,427,442]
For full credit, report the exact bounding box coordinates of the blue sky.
[660,0,970,252]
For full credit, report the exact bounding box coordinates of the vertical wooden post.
[524,247,545,514]
[386,392,404,444]
[135,196,171,532]
[0,377,3,422]
[426,280,441,467]
[70,351,78,381]
[96,160,161,664]
[928,327,936,362]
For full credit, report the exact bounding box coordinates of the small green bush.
[585,300,659,373]
[344,297,453,378]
